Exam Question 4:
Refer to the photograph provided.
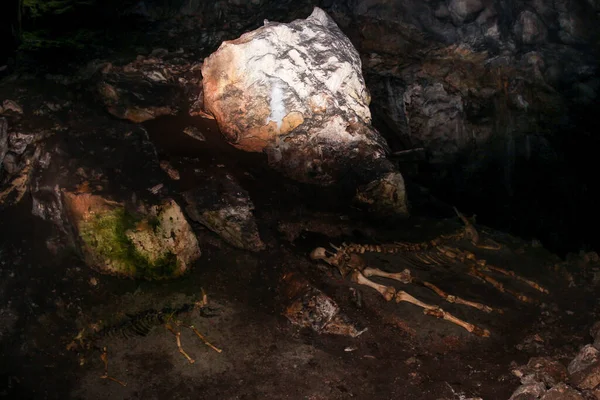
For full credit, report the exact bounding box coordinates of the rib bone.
[485,265,549,294]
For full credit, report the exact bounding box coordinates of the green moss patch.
[78,207,178,280]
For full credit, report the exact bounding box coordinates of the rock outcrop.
[183,170,265,252]
[64,192,200,279]
[201,7,409,217]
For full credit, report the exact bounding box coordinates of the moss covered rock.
[64,192,200,279]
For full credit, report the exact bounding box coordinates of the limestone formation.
[64,192,200,279]
[201,7,408,217]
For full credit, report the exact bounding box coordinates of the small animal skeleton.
[310,209,548,337]
[68,290,222,385]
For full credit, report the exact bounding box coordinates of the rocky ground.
[0,3,599,398]
[1,71,600,399]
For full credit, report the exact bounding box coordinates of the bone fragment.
[362,267,412,284]
[99,347,127,386]
[485,265,549,294]
[310,247,328,261]
[189,325,222,353]
[468,266,534,303]
[166,324,195,364]
[395,291,490,337]
[351,271,396,301]
[421,281,495,313]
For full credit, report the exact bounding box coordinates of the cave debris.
[310,234,549,336]
[279,271,366,337]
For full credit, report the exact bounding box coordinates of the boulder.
[95,51,202,123]
[0,118,7,173]
[183,170,265,252]
[540,383,584,400]
[514,11,548,44]
[97,74,180,123]
[591,321,600,349]
[448,0,484,25]
[279,270,364,337]
[201,7,408,217]
[568,344,600,390]
[64,192,200,279]
[522,356,569,387]
[508,382,546,400]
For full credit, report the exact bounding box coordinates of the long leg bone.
[395,291,490,337]
[165,323,195,364]
[420,281,497,313]
[363,266,497,313]
[99,347,127,386]
[362,267,412,284]
[350,271,396,301]
[188,325,222,353]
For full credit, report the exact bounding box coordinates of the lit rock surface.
[64,192,200,280]
[201,7,408,216]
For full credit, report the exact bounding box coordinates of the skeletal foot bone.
[165,323,195,364]
[99,347,127,387]
[395,291,490,337]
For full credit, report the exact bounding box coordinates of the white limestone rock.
[202,7,408,216]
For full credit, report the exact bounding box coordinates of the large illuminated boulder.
[201,7,408,216]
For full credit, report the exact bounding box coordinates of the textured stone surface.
[202,7,372,153]
[201,7,408,216]
[64,192,200,279]
[183,170,265,252]
[569,345,600,390]
[0,118,7,175]
[540,383,584,400]
[509,382,547,400]
[279,270,363,337]
[524,356,569,387]
[591,321,600,349]
[448,0,484,25]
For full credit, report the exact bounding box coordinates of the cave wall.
[320,0,599,254]
[8,0,600,254]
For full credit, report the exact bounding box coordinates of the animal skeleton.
[69,290,222,385]
[310,211,548,337]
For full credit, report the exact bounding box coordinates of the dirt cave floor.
[1,186,599,399]
[0,81,598,400]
